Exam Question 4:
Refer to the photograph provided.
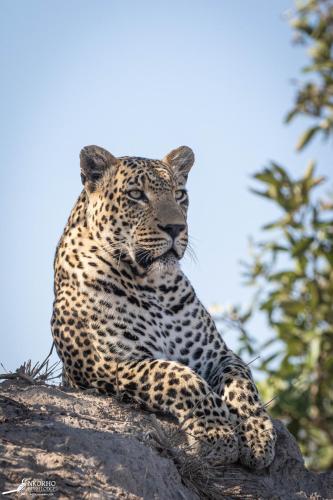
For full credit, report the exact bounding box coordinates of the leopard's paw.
[186,417,239,465]
[237,414,276,469]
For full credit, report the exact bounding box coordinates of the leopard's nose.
[158,223,185,240]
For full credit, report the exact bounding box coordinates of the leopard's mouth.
[135,248,179,269]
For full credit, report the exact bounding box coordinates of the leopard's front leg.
[210,352,276,469]
[82,358,239,464]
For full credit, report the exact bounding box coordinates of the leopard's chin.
[135,248,180,267]
[134,248,181,276]
[149,251,180,275]
[157,249,179,265]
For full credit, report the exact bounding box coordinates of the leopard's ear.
[163,146,195,180]
[80,145,118,192]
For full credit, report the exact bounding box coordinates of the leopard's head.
[80,145,194,274]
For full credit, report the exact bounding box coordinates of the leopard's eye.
[127,189,145,201]
[175,189,187,202]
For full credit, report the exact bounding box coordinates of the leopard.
[51,144,276,469]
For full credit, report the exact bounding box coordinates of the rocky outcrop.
[0,382,332,499]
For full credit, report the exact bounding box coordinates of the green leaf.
[285,108,298,123]
[292,237,314,257]
[304,161,316,180]
[282,300,306,315]
[253,169,278,185]
[249,188,271,199]
[270,163,290,182]
[296,127,320,151]
[262,220,281,230]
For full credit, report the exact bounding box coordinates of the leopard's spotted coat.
[52,145,276,468]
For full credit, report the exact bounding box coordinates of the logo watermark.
[2,478,57,497]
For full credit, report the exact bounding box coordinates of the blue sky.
[0,0,330,371]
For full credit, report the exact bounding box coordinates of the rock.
[0,382,332,499]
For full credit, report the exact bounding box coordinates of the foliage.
[216,0,333,470]
[240,163,333,470]
[286,0,333,150]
